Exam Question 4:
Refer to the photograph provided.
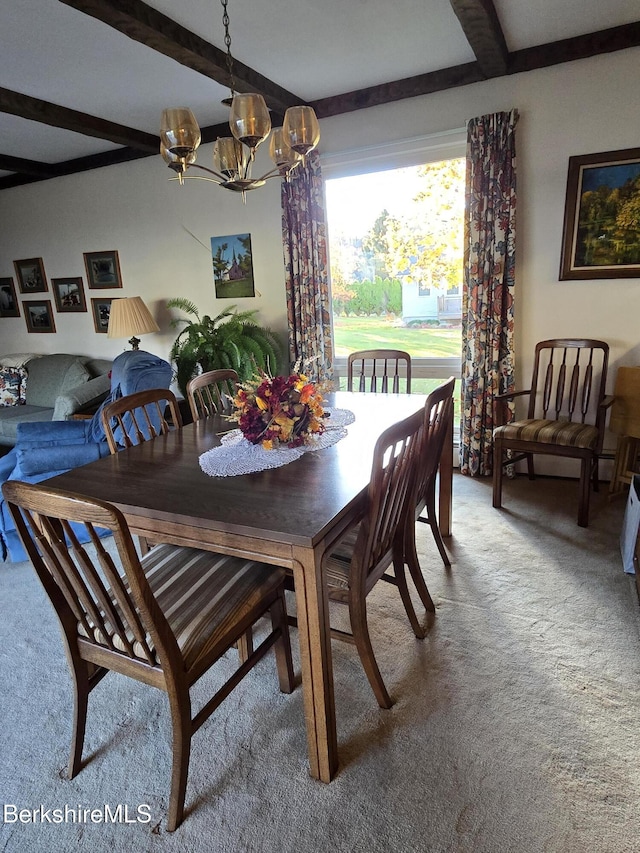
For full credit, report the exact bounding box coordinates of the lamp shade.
[108,297,159,349]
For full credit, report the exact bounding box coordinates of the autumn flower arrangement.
[228,368,327,450]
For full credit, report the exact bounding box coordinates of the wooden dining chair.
[347,349,412,394]
[101,388,183,454]
[493,338,612,527]
[323,406,429,708]
[186,368,239,421]
[2,479,294,832]
[410,377,456,565]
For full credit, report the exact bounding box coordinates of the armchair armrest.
[52,373,111,420]
[493,388,531,428]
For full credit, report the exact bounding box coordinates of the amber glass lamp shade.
[269,127,303,173]
[214,137,243,177]
[160,142,196,173]
[160,108,201,158]
[283,106,320,157]
[229,94,271,149]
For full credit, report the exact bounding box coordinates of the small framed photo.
[84,250,122,289]
[24,300,56,333]
[0,277,20,318]
[559,147,640,280]
[14,257,48,293]
[52,277,87,313]
[91,297,113,333]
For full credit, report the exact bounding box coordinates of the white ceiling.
[1,0,639,183]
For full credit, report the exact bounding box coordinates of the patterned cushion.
[0,367,28,407]
[494,418,599,450]
[81,544,287,672]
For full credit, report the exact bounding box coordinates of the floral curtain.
[460,109,519,476]
[281,151,334,382]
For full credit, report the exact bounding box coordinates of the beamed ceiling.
[1,0,639,191]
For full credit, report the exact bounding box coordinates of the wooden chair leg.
[270,590,295,693]
[404,530,436,616]
[68,661,90,778]
[392,553,426,640]
[526,453,535,480]
[423,479,451,567]
[492,438,504,508]
[577,455,591,528]
[236,629,253,664]
[167,690,192,833]
[349,598,393,709]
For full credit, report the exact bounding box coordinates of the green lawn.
[333,315,460,358]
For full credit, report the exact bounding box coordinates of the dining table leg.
[291,544,338,783]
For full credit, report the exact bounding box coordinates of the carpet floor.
[1,473,639,853]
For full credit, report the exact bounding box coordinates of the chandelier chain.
[220,0,235,97]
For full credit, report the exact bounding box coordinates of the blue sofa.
[0,350,173,561]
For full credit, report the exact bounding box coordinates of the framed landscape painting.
[91,297,113,333]
[24,300,56,333]
[0,277,19,318]
[559,147,640,280]
[14,257,48,293]
[52,277,87,313]
[84,250,123,289]
[210,233,255,298]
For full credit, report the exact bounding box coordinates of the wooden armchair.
[347,349,412,394]
[492,339,612,527]
[323,406,429,708]
[2,480,294,832]
[186,368,239,421]
[101,388,183,454]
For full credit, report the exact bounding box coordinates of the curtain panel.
[460,109,519,476]
[280,152,334,382]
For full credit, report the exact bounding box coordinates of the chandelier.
[160,0,320,202]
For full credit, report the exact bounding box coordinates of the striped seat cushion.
[324,526,359,592]
[494,419,599,450]
[81,544,286,672]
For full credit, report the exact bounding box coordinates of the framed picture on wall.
[0,277,20,318]
[24,300,56,333]
[14,257,48,293]
[559,146,640,280]
[210,233,255,298]
[84,250,123,289]
[91,297,113,333]
[52,277,87,313]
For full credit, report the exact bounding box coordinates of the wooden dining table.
[47,390,452,783]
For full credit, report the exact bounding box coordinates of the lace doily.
[199,408,354,477]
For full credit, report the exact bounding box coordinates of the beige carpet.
[1,473,639,853]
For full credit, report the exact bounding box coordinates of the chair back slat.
[351,408,424,594]
[3,482,169,667]
[102,389,182,454]
[528,339,609,427]
[187,369,239,421]
[347,349,412,394]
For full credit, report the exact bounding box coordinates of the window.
[322,130,466,406]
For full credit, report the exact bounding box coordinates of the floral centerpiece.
[228,369,327,450]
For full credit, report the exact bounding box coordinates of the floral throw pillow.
[0,366,28,406]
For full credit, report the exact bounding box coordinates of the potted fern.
[167,299,284,397]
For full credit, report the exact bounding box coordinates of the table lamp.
[107,296,160,350]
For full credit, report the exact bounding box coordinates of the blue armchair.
[0,350,173,561]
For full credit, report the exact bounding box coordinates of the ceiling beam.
[509,20,640,73]
[0,155,59,178]
[449,0,509,77]
[0,119,235,190]
[58,0,303,115]
[312,62,484,118]
[0,87,158,152]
